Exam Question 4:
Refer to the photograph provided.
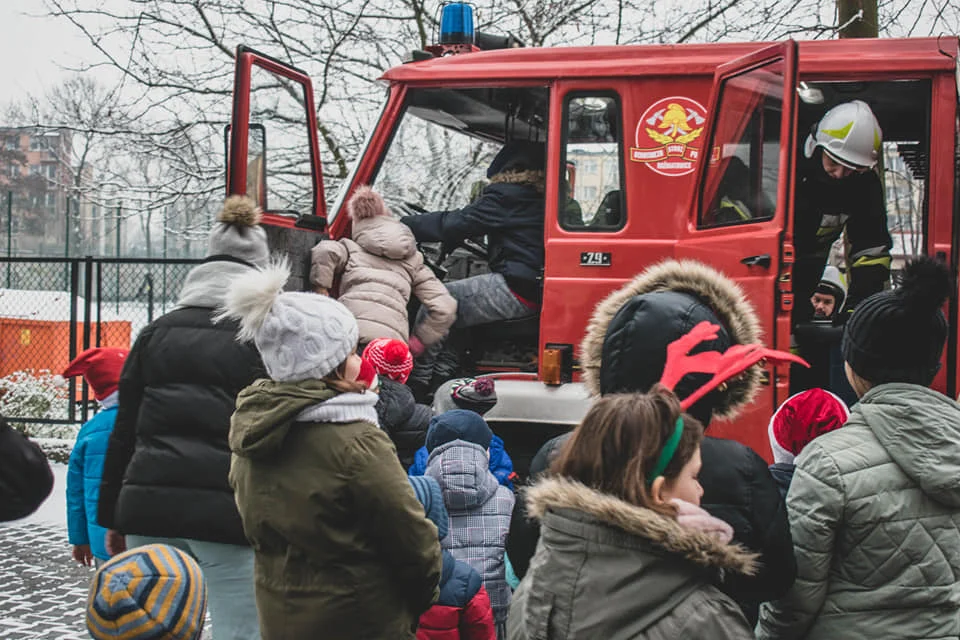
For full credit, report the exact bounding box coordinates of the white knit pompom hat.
[217,258,359,382]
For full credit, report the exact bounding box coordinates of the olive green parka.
[229,379,441,640]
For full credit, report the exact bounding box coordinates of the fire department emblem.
[631,97,707,177]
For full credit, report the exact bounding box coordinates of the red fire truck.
[225,24,959,462]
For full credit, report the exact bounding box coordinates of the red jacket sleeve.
[460,585,496,640]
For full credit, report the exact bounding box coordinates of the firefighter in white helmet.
[793,100,892,327]
[811,265,847,321]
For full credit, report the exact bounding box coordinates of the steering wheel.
[417,242,448,280]
[402,201,428,215]
[459,238,489,261]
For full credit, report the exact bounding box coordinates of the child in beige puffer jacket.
[311,186,457,354]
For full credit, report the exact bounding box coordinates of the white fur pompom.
[215,257,290,343]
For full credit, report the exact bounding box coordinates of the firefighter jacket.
[793,153,892,323]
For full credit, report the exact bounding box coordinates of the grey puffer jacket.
[757,384,960,640]
[425,440,515,627]
[310,215,457,346]
[508,477,756,640]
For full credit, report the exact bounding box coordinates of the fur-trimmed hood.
[489,169,546,194]
[580,259,762,420]
[526,477,757,575]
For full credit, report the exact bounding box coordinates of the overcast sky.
[0,1,100,99]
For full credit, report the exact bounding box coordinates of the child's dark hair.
[551,386,703,515]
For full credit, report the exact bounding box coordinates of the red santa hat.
[362,338,414,384]
[62,347,129,401]
[768,388,849,465]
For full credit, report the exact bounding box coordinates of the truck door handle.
[740,254,772,268]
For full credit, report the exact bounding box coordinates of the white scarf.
[297,391,380,427]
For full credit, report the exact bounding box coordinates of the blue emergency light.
[439,3,475,45]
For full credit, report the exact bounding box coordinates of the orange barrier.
[0,318,132,400]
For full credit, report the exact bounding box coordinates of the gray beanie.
[208,195,270,268]
[217,259,359,382]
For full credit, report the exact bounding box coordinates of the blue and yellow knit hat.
[86,544,207,640]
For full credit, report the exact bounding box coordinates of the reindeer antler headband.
[645,321,808,485]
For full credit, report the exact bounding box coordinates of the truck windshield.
[372,86,549,215]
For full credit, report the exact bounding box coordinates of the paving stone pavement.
[0,523,93,639]
[0,523,214,639]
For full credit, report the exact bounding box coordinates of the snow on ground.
[0,462,214,640]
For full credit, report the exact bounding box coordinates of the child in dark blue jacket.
[63,347,128,567]
[402,141,546,389]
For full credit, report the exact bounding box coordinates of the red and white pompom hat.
[362,338,415,384]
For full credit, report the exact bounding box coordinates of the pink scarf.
[670,499,733,544]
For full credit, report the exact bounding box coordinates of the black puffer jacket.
[699,437,795,625]
[402,177,545,302]
[0,415,54,522]
[375,377,431,469]
[99,261,266,544]
[577,259,796,625]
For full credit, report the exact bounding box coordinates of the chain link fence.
[0,257,200,438]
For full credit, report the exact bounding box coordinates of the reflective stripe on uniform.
[850,245,892,269]
[852,255,892,269]
[820,214,848,228]
[720,196,751,221]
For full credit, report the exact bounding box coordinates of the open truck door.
[676,42,798,454]
[227,45,327,232]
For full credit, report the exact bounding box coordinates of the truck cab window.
[561,94,624,231]
[699,61,784,228]
[373,86,548,215]
[374,109,499,217]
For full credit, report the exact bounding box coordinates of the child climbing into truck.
[311,185,457,354]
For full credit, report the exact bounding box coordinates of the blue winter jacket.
[409,435,515,490]
[67,406,117,560]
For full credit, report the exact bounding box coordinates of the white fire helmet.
[816,265,847,311]
[803,100,882,170]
